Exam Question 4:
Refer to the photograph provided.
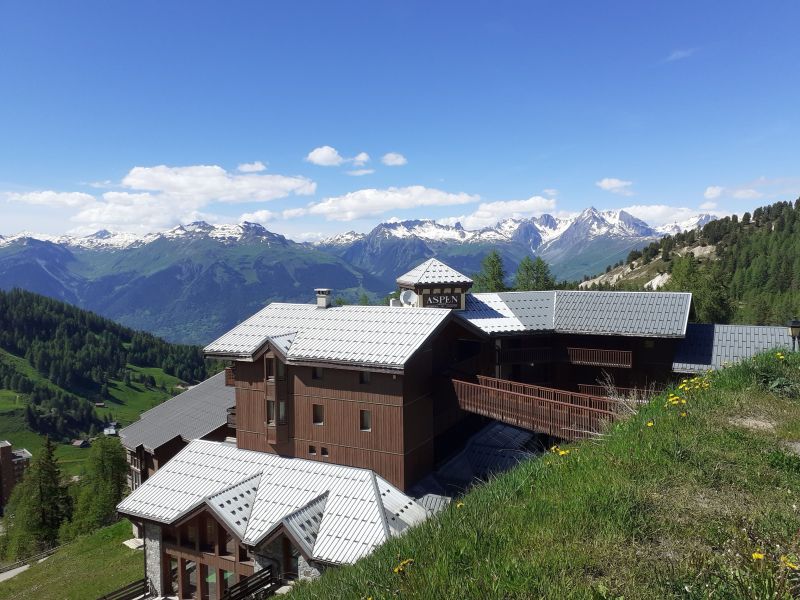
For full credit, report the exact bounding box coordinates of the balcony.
[566,347,633,369]
[498,347,551,364]
[224,367,236,387]
[226,407,237,428]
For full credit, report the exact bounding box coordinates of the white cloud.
[305,145,345,167]
[7,190,96,208]
[596,178,634,196]
[704,185,724,200]
[699,201,718,210]
[237,161,267,173]
[239,209,275,223]
[346,169,375,177]
[352,152,370,167]
[381,152,408,166]
[732,188,763,199]
[542,188,559,197]
[305,185,477,221]
[622,204,717,226]
[439,196,557,229]
[280,207,308,219]
[121,164,315,203]
[663,48,697,63]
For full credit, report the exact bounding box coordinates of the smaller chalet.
[117,439,429,598]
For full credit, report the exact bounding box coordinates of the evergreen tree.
[473,250,507,292]
[59,437,127,542]
[1,438,69,559]
[358,292,370,306]
[515,256,556,291]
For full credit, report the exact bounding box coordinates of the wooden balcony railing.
[476,375,619,412]
[577,383,661,398]
[454,378,617,440]
[566,347,633,368]
[498,347,552,364]
[224,367,235,387]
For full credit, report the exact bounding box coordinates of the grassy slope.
[292,352,800,599]
[0,520,142,600]
[0,349,181,477]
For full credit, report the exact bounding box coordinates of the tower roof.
[396,258,473,287]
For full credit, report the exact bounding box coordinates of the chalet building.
[118,258,791,598]
[0,440,31,513]
[120,371,235,492]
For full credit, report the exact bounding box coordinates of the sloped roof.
[458,290,692,338]
[282,493,328,557]
[206,472,261,539]
[119,372,234,452]
[117,440,429,565]
[204,303,452,369]
[396,258,473,287]
[673,324,791,373]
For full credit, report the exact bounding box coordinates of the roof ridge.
[370,471,392,541]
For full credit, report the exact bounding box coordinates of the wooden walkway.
[453,376,620,440]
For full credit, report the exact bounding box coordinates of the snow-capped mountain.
[655,214,716,236]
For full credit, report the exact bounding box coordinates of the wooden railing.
[454,378,617,440]
[498,347,552,364]
[96,578,150,600]
[577,383,661,398]
[221,566,279,600]
[476,375,619,412]
[567,347,633,368]
[224,367,235,387]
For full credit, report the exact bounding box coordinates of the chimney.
[315,288,332,309]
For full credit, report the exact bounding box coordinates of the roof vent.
[315,288,332,309]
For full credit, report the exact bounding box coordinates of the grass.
[291,351,800,599]
[0,520,142,600]
[95,364,181,425]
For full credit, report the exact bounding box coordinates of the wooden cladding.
[224,366,235,387]
[294,367,403,405]
[498,347,552,364]
[476,375,619,412]
[453,378,617,440]
[566,347,633,368]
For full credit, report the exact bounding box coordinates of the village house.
[0,440,31,514]
[117,258,791,599]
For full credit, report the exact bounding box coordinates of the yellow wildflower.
[550,445,559,454]
[646,420,654,427]
[752,551,765,561]
[558,449,570,456]
[680,412,687,418]
[780,555,799,570]
[456,501,464,509]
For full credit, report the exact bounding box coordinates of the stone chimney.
[315,288,332,309]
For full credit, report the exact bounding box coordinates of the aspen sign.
[423,293,461,309]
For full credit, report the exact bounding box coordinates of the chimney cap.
[314,288,332,295]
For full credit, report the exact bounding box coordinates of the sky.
[1,1,799,241]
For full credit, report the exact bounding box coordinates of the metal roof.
[673,324,792,373]
[458,290,692,338]
[554,291,691,337]
[206,473,261,539]
[204,303,452,369]
[282,492,328,557]
[119,372,234,453]
[460,292,554,333]
[396,258,473,287]
[117,440,429,565]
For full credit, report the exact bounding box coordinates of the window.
[308,445,316,455]
[312,366,323,380]
[266,358,274,379]
[360,409,372,432]
[312,404,324,425]
[321,447,329,457]
[277,361,286,380]
[267,400,276,425]
[278,400,286,423]
[359,371,371,385]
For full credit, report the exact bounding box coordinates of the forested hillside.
[586,198,800,325]
[0,289,213,440]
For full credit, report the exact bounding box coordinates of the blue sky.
[2,1,799,240]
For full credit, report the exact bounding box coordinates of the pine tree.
[515,256,556,291]
[473,250,507,292]
[358,292,370,306]
[1,438,69,559]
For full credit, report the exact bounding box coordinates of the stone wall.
[144,522,163,597]
[297,555,324,580]
[253,537,282,576]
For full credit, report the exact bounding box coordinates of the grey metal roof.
[554,291,691,337]
[207,473,261,539]
[458,290,691,338]
[459,292,554,333]
[119,371,234,452]
[117,440,429,565]
[204,303,452,369]
[396,258,473,287]
[673,324,792,373]
[282,492,328,557]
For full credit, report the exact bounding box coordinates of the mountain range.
[0,208,714,344]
